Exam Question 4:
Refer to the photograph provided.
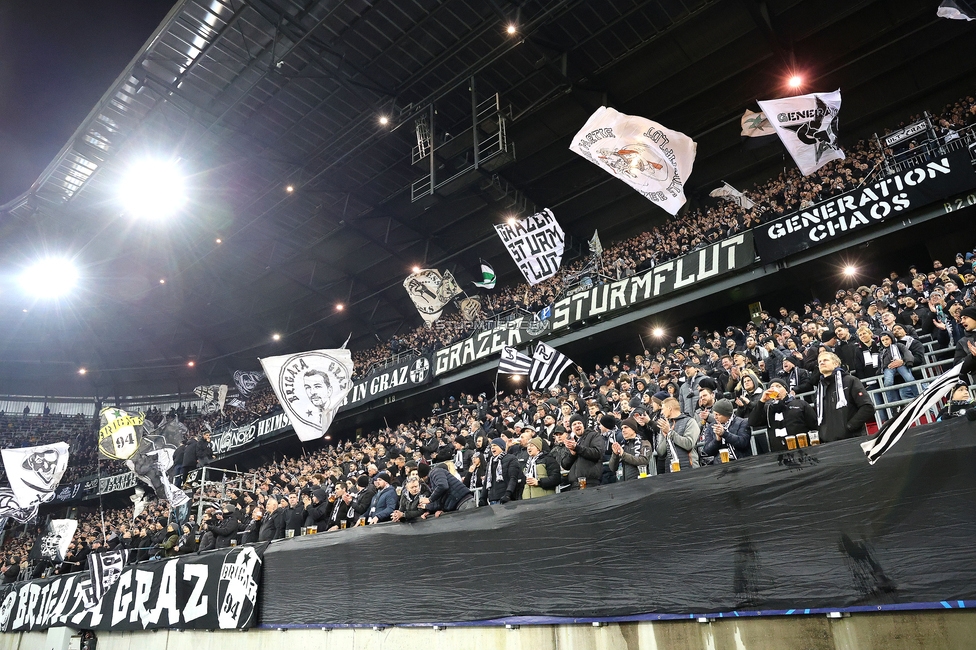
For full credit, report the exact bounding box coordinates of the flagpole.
[639,334,648,354]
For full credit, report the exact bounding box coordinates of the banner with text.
[755,149,976,262]
[0,544,267,632]
[339,354,432,412]
[434,232,754,376]
[494,208,565,285]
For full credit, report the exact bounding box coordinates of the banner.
[938,0,976,20]
[97,407,144,460]
[194,384,228,414]
[29,519,77,563]
[0,544,267,632]
[402,269,462,323]
[882,119,928,148]
[259,420,976,626]
[589,229,603,256]
[757,90,845,175]
[232,370,266,399]
[1,442,69,511]
[459,296,482,322]
[755,149,976,262]
[260,349,355,442]
[339,354,432,413]
[569,106,697,215]
[529,341,574,390]
[434,232,755,376]
[89,549,127,604]
[493,208,565,285]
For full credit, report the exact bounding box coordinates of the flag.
[757,90,845,175]
[89,548,128,603]
[493,208,565,285]
[473,260,496,289]
[232,370,266,398]
[97,407,144,460]
[29,519,77,563]
[227,397,246,409]
[128,417,189,508]
[861,362,964,465]
[740,108,775,138]
[195,384,228,414]
[0,488,38,524]
[529,341,575,390]
[459,296,482,322]
[709,182,755,210]
[1,442,69,510]
[498,346,532,375]
[938,0,975,20]
[589,230,603,256]
[259,348,355,442]
[569,106,697,216]
[403,269,463,323]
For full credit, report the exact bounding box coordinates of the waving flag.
[938,0,975,20]
[473,260,496,289]
[498,346,532,375]
[709,182,755,210]
[529,341,575,390]
[757,90,845,175]
[493,209,565,285]
[570,106,697,216]
[194,384,228,414]
[1,442,70,510]
[97,407,144,460]
[403,269,462,323]
[232,370,266,398]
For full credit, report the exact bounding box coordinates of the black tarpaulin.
[258,418,976,626]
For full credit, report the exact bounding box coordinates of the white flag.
[403,269,462,323]
[37,519,78,562]
[709,182,755,210]
[260,349,354,442]
[938,0,976,20]
[757,90,845,176]
[1,442,70,508]
[194,384,228,414]
[498,346,532,375]
[589,230,603,256]
[740,109,774,138]
[569,106,697,216]
[529,341,575,391]
[493,208,565,285]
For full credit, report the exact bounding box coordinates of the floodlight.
[159,278,166,284]
[506,24,517,35]
[187,361,195,367]
[652,327,665,337]
[788,75,803,89]
[78,368,87,375]
[843,265,857,277]
[272,333,281,341]
[335,304,344,311]
[286,185,295,193]
[215,238,222,244]
[378,116,390,126]
[19,258,78,298]
[412,266,421,274]
[507,217,517,226]
[119,159,186,219]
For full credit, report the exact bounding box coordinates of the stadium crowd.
[2,91,976,580]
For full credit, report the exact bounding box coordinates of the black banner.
[339,354,432,411]
[0,544,267,632]
[259,419,976,626]
[755,149,976,262]
[434,232,755,376]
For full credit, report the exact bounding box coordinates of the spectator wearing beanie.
[561,413,605,489]
[522,437,561,499]
[485,437,521,505]
[702,399,753,460]
[953,306,976,375]
[609,418,652,481]
[417,462,475,515]
[350,474,376,524]
[367,472,397,524]
[749,378,818,453]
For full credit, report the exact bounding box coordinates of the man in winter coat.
[815,350,875,443]
[212,505,240,548]
[655,397,700,471]
[748,378,818,453]
[418,463,474,515]
[303,489,331,529]
[485,437,522,504]
[678,364,705,417]
[367,473,398,524]
[560,415,604,489]
[258,498,284,541]
[702,399,752,460]
[609,419,652,480]
[281,493,306,537]
[522,437,561,498]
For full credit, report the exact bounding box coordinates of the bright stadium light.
[19,258,78,298]
[119,159,186,220]
[335,303,344,311]
[78,368,87,375]
[187,361,195,367]
[412,266,421,274]
[378,116,389,126]
[272,333,281,341]
[652,327,665,338]
[788,75,803,89]
[507,216,517,226]
[506,24,517,35]
[844,265,857,277]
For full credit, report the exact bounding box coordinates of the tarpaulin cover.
[259,419,976,626]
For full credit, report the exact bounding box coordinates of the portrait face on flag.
[278,352,352,431]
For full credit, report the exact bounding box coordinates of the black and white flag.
[709,182,755,210]
[493,208,565,285]
[498,346,532,375]
[89,548,128,603]
[0,442,70,516]
[459,296,482,322]
[194,384,228,414]
[127,418,189,508]
[569,107,697,216]
[260,349,354,442]
[757,90,845,175]
[938,0,975,20]
[30,519,77,563]
[861,362,964,465]
[589,230,603,256]
[529,341,575,390]
[403,269,463,323]
[232,370,266,398]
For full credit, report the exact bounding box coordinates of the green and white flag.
[473,260,496,289]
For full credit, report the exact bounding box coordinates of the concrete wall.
[3,611,975,650]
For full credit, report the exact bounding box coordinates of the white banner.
[493,208,565,285]
[259,349,354,442]
[402,269,462,323]
[39,519,77,562]
[1,442,69,508]
[569,106,697,216]
[757,89,845,176]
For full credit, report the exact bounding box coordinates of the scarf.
[525,455,539,479]
[816,368,848,425]
[789,367,799,391]
[453,449,465,470]
[888,341,902,361]
[485,454,504,490]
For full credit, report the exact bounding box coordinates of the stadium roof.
[1,0,974,397]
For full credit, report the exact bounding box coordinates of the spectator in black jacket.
[212,505,240,548]
[485,437,521,504]
[281,493,305,536]
[815,351,876,443]
[417,463,474,515]
[560,415,605,488]
[259,499,284,541]
[303,488,331,529]
[748,379,818,453]
[777,357,813,394]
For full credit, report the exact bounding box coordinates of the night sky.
[0,0,175,205]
